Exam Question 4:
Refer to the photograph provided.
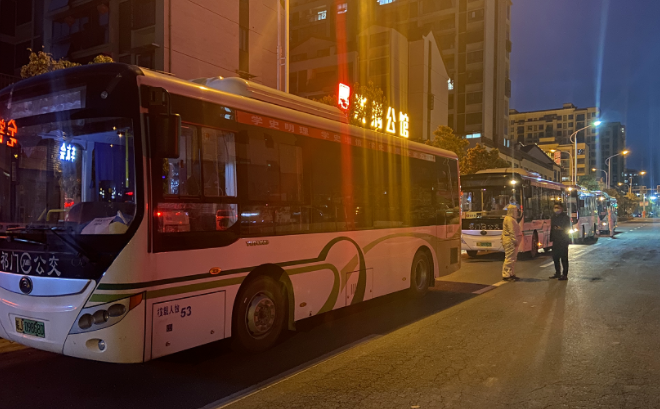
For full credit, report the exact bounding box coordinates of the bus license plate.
[476,242,492,248]
[15,317,45,338]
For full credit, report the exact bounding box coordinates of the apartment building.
[290,0,512,144]
[16,0,282,87]
[509,103,600,182]
[0,0,45,87]
[599,122,626,187]
[289,25,449,140]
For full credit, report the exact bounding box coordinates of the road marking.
[202,335,381,409]
[472,285,496,294]
[491,280,508,287]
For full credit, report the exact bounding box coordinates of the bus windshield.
[0,117,136,235]
[461,187,522,217]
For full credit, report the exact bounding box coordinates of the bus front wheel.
[232,275,287,353]
[409,250,432,298]
[466,250,478,258]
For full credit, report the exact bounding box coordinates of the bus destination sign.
[0,118,18,147]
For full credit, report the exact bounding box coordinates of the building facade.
[289,25,448,141]
[290,0,511,144]
[599,122,626,187]
[0,0,45,86]
[1,0,281,89]
[509,103,600,182]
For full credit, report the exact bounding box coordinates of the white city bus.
[461,169,565,258]
[595,191,617,235]
[566,185,598,242]
[0,64,461,363]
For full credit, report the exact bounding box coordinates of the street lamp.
[605,149,629,189]
[592,168,607,186]
[550,149,572,183]
[570,121,601,185]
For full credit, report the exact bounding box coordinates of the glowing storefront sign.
[59,143,77,162]
[338,83,351,110]
[0,119,18,147]
[350,90,410,138]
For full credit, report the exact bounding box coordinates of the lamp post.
[570,121,601,184]
[605,150,629,189]
[592,168,607,187]
[550,149,572,184]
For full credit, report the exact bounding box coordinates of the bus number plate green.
[15,317,45,338]
[476,242,492,248]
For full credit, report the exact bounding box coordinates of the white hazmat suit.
[502,204,523,279]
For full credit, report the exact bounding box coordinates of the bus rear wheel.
[529,231,539,258]
[409,250,432,298]
[232,275,287,353]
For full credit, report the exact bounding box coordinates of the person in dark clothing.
[549,202,571,281]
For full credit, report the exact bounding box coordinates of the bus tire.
[530,231,539,258]
[409,250,432,298]
[232,275,287,353]
[466,250,478,258]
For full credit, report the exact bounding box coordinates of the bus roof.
[137,67,459,161]
[464,168,564,189]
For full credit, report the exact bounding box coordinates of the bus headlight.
[70,293,143,335]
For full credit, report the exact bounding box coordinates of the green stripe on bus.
[89,293,138,303]
[145,276,245,300]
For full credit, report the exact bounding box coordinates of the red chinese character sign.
[0,119,18,147]
[338,83,351,110]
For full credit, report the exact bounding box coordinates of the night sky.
[511,0,660,187]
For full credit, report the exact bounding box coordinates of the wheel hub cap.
[246,293,276,337]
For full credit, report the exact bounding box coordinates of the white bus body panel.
[0,282,94,354]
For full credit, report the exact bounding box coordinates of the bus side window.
[163,125,200,197]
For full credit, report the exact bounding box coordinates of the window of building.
[466,92,482,105]
[132,0,156,30]
[370,31,389,47]
[527,125,533,131]
[568,115,574,119]
[557,123,562,129]
[577,114,585,121]
[378,0,396,4]
[466,112,482,125]
[337,3,347,13]
[539,124,544,130]
[467,9,484,22]
[447,79,454,90]
[16,1,33,25]
[466,50,483,64]
[569,122,573,127]
[448,94,454,109]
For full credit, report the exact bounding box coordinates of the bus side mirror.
[149,113,180,158]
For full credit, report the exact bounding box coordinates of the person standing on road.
[502,204,523,281]
[549,202,571,281]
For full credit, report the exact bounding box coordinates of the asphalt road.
[1,222,658,409]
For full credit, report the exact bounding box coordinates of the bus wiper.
[8,226,95,264]
[1,231,47,246]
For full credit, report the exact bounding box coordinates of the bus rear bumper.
[461,232,504,252]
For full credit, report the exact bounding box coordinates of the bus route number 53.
[180,306,192,318]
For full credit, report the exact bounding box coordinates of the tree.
[578,175,600,191]
[20,48,113,79]
[424,125,469,163]
[461,143,510,174]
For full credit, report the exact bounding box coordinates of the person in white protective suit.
[501,204,523,280]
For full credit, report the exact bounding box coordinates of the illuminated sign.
[352,95,409,138]
[0,119,18,147]
[553,151,561,165]
[59,143,77,162]
[338,83,351,110]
